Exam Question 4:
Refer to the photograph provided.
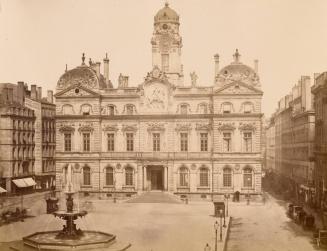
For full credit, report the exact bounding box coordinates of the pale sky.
[0,0,327,117]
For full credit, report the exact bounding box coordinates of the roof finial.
[105,53,108,59]
[165,1,169,7]
[82,53,85,65]
[89,58,92,66]
[233,49,241,63]
[65,64,68,72]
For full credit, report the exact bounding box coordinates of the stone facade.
[311,72,327,208]
[55,4,263,199]
[0,82,55,193]
[266,76,315,204]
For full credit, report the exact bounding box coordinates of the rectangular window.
[64,133,72,152]
[153,133,160,152]
[126,105,134,115]
[180,133,188,152]
[126,133,134,151]
[223,132,231,152]
[162,54,169,72]
[107,133,115,151]
[83,133,90,152]
[223,103,231,114]
[244,104,252,113]
[200,133,208,151]
[243,132,252,152]
[180,105,188,115]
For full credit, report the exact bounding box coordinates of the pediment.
[55,84,100,98]
[214,82,263,95]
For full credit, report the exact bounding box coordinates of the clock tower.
[151,3,183,86]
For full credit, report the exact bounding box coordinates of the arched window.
[198,103,208,114]
[179,166,189,187]
[223,167,232,187]
[126,104,135,115]
[243,102,254,113]
[199,167,209,187]
[108,105,115,116]
[80,104,92,115]
[105,166,114,186]
[125,166,134,186]
[222,102,232,114]
[180,104,189,115]
[83,166,91,185]
[243,167,252,188]
[62,104,74,115]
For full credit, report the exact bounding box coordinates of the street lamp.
[214,221,218,251]
[219,210,223,241]
[204,243,212,251]
[224,194,230,217]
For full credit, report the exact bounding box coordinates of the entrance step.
[126,191,182,204]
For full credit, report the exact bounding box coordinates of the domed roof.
[217,49,260,86]
[154,3,179,24]
[57,65,107,90]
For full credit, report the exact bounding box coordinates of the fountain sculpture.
[7,164,131,251]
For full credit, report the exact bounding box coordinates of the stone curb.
[223,216,232,251]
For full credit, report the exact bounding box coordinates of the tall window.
[223,132,231,152]
[107,133,115,151]
[244,103,252,113]
[243,132,252,152]
[83,166,91,185]
[222,103,232,114]
[64,133,72,152]
[126,105,134,115]
[223,167,232,187]
[153,133,160,152]
[199,167,209,187]
[126,133,134,151]
[125,166,134,186]
[106,166,114,186]
[162,54,169,72]
[180,104,188,115]
[200,133,208,151]
[109,106,115,116]
[179,167,189,187]
[83,133,90,152]
[180,133,188,152]
[243,168,252,187]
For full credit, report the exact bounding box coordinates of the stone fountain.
[6,164,131,251]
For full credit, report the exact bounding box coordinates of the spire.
[65,64,68,72]
[233,49,241,63]
[89,58,92,66]
[81,53,85,65]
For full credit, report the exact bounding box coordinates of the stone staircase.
[126,191,182,204]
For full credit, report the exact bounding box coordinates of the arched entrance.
[144,165,167,191]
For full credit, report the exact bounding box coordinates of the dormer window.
[109,106,115,116]
[126,105,134,115]
[244,103,253,113]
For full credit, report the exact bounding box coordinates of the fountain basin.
[23,230,116,250]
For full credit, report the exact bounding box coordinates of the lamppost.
[113,178,117,203]
[214,221,218,251]
[204,243,212,251]
[224,194,230,217]
[219,210,223,241]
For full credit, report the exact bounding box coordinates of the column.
[143,166,147,191]
[164,166,168,191]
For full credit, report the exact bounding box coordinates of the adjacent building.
[311,72,327,209]
[266,76,315,204]
[0,82,55,194]
[55,3,264,199]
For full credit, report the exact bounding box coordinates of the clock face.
[162,24,168,30]
[144,82,168,113]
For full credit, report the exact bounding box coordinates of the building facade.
[312,72,327,209]
[266,76,315,204]
[55,4,263,199]
[0,82,55,194]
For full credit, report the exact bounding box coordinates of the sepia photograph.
[0,0,327,250]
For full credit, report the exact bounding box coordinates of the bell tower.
[151,3,183,86]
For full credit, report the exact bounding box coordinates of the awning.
[24,178,36,186]
[12,178,36,188]
[0,187,7,193]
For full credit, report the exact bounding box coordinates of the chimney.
[47,90,53,103]
[37,86,42,100]
[95,62,101,77]
[17,81,25,104]
[103,53,109,82]
[7,88,13,103]
[254,59,259,74]
[31,85,37,100]
[214,54,219,78]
